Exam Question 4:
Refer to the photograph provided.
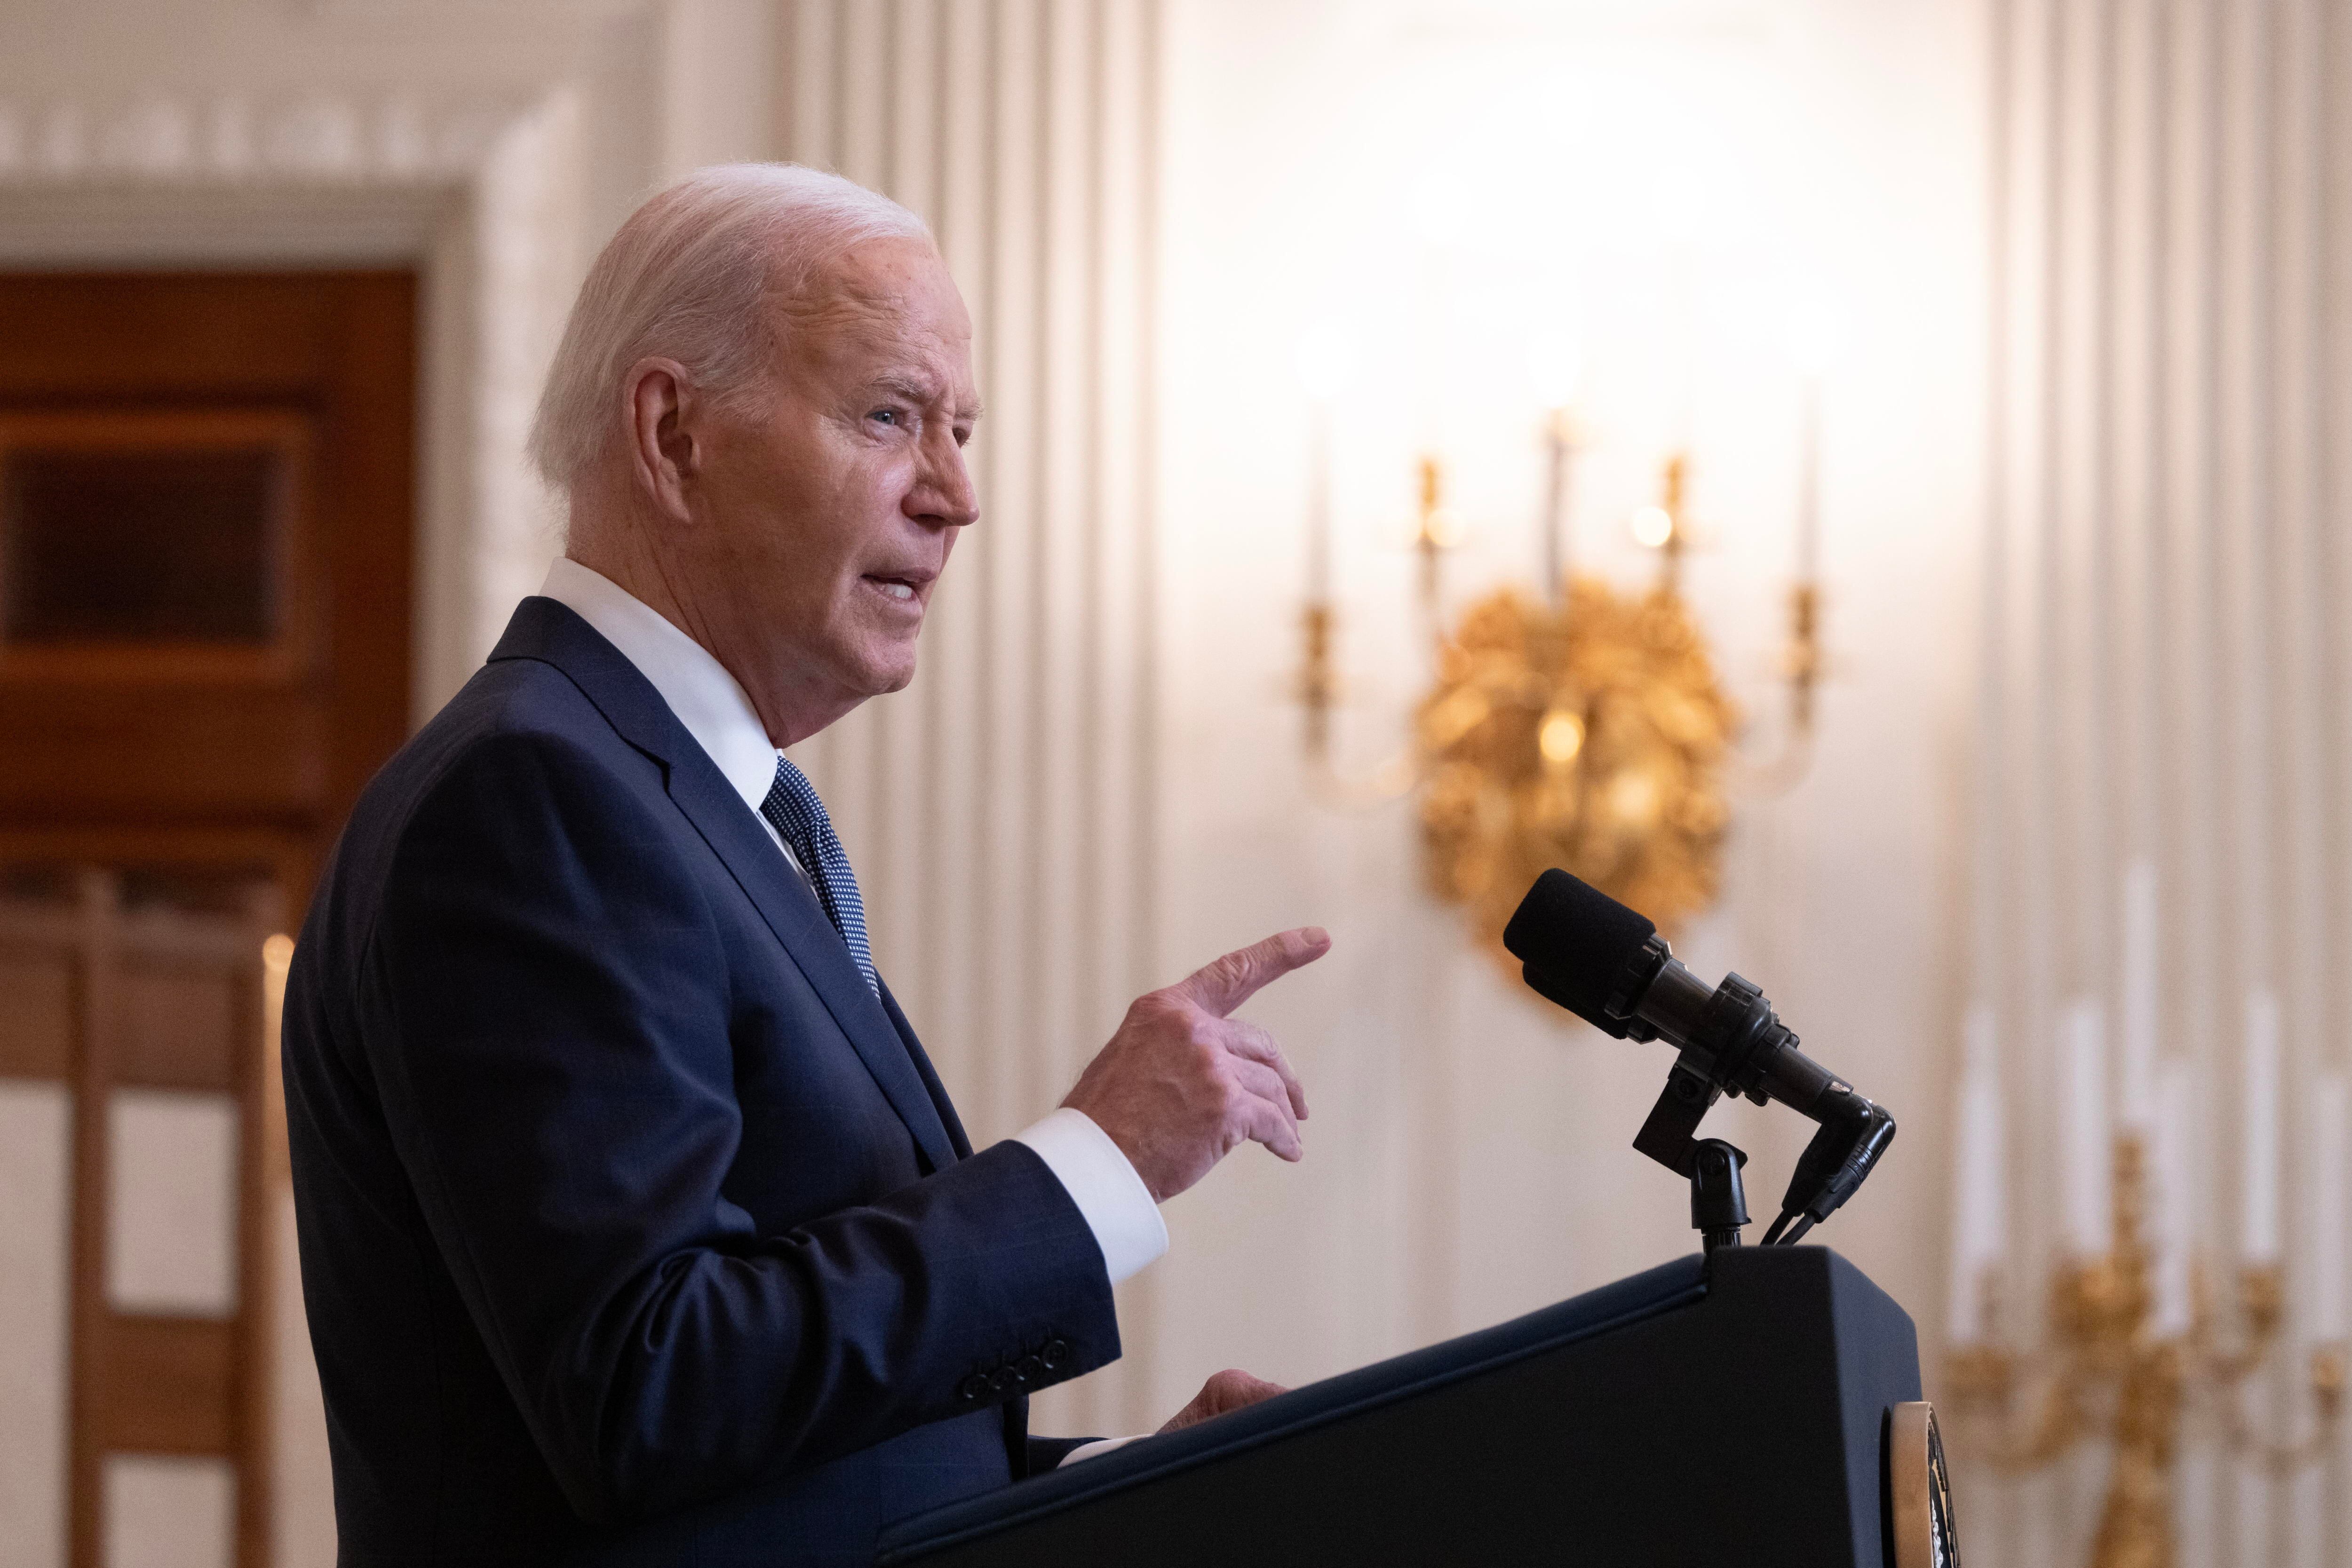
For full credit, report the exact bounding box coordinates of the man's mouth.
[864,572,929,604]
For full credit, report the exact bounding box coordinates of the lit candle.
[2310,1072,2347,1339]
[1795,371,1823,586]
[2242,989,2282,1264]
[1947,1001,2006,1343]
[1306,399,1332,605]
[1410,222,1451,457]
[1541,419,1569,602]
[2061,998,2111,1258]
[1783,287,1844,587]
[1669,248,1698,456]
[1293,322,1350,608]
[2118,859,2159,1131]
[2150,1060,2194,1338]
[1524,329,1581,604]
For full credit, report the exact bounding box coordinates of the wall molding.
[0,94,529,187]
[0,87,585,717]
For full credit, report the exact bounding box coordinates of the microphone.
[1502,869,1896,1244]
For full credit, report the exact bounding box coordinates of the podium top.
[876,1251,1712,1565]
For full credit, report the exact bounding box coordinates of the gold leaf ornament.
[1415,575,1735,970]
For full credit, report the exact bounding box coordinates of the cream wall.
[1963,0,2352,1561]
[0,0,1992,1559]
[1139,0,1985,1417]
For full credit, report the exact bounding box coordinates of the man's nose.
[909,432,980,530]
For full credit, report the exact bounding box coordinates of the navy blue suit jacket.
[282,597,1119,1566]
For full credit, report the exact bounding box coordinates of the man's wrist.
[1009,1107,1168,1284]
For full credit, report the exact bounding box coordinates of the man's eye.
[870,409,902,427]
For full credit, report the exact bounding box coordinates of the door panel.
[0,408,315,678]
[108,1090,242,1317]
[0,272,413,846]
[103,1454,235,1568]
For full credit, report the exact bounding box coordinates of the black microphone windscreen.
[1502,870,1657,1028]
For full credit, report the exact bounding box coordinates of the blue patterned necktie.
[760,755,878,995]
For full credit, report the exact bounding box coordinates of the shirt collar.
[537,557,779,817]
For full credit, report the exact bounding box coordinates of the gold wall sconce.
[1295,391,1829,971]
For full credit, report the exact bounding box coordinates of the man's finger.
[1235,1086,1303,1162]
[1168,927,1332,1019]
[1159,1369,1291,1433]
[1223,1020,1308,1119]
[1230,1058,1300,1144]
[1203,1369,1288,1412]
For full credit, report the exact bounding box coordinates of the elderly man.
[282,164,1325,1567]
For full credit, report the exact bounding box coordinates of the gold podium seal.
[1889,1401,1960,1568]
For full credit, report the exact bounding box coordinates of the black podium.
[875,1246,1923,1567]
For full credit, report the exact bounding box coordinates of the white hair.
[528,162,933,495]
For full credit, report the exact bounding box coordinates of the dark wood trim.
[97,1315,239,1454]
[0,826,314,922]
[235,883,279,1568]
[67,869,114,1568]
[0,939,72,1078]
[316,271,418,828]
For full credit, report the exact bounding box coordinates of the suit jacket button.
[989,1367,1019,1395]
[959,1373,989,1402]
[1040,1337,1072,1370]
[1014,1354,1045,1384]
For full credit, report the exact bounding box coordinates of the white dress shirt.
[537,559,1168,1290]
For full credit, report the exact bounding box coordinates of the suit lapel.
[663,757,959,1175]
[881,981,973,1162]
[491,598,958,1175]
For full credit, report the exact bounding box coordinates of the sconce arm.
[2215,1343,2347,1476]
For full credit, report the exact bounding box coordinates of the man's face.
[690,236,979,714]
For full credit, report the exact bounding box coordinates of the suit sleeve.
[360,729,1119,1525]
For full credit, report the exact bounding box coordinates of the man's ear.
[623,357,699,523]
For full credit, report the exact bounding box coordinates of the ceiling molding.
[0,94,534,186]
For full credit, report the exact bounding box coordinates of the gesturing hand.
[1060,927,1331,1203]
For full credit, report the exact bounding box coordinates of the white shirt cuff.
[1009,1107,1168,1284]
[1058,1434,1145,1467]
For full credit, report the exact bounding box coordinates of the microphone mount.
[1591,932,1895,1249]
[1508,865,1899,1253]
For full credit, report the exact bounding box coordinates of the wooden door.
[0,272,415,1568]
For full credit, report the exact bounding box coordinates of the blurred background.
[0,0,2344,1564]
